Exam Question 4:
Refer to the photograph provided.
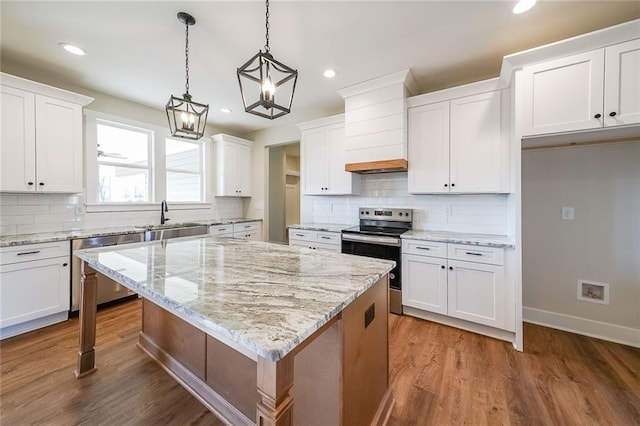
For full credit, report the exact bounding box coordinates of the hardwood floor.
[1,300,639,425]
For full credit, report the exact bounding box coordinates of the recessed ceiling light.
[323,69,337,79]
[59,43,86,56]
[513,0,537,14]
[221,108,232,114]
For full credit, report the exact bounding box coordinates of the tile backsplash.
[301,172,509,235]
[0,193,242,236]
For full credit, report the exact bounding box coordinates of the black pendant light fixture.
[237,0,298,120]
[166,12,209,140]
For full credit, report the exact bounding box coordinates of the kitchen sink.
[136,223,209,241]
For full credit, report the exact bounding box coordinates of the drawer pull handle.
[219,228,228,231]
[416,246,430,250]
[465,251,483,256]
[17,250,41,256]
[320,236,331,240]
[244,225,251,229]
[295,233,305,237]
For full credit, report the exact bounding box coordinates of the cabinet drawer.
[209,224,234,236]
[315,232,340,244]
[233,230,261,241]
[402,240,447,258]
[233,221,260,233]
[0,241,69,265]
[289,229,315,241]
[447,244,504,265]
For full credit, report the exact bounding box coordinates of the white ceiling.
[1,1,639,136]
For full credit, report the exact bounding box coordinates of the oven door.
[341,234,403,315]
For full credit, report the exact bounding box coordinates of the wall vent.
[577,279,610,305]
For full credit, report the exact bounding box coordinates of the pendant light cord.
[184,21,190,95]
[264,0,270,53]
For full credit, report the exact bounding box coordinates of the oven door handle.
[341,233,401,247]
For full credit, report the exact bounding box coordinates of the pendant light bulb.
[262,76,275,102]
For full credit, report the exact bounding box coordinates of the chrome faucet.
[160,200,170,225]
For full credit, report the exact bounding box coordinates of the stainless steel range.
[341,207,412,315]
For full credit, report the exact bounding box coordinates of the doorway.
[268,143,300,243]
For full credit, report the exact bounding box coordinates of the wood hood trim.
[345,159,408,174]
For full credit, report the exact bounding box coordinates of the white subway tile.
[0,205,47,215]
[0,225,17,236]
[0,215,34,226]
[0,194,18,205]
[17,223,64,234]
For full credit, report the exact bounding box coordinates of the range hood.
[338,70,419,174]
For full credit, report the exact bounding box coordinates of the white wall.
[302,172,509,234]
[522,141,640,345]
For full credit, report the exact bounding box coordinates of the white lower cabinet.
[210,221,262,241]
[0,241,70,339]
[402,239,508,330]
[288,229,342,253]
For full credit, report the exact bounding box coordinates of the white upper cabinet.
[0,73,92,193]
[299,115,360,196]
[604,39,640,126]
[408,89,509,194]
[521,39,640,136]
[211,134,252,197]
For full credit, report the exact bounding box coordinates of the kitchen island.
[73,235,395,425]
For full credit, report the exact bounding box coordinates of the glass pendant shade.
[237,51,298,120]
[165,12,208,140]
[166,93,208,140]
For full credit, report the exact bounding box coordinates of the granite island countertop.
[402,230,515,248]
[0,218,262,248]
[74,235,394,362]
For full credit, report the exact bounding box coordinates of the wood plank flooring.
[1,299,639,425]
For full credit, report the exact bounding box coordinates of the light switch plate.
[562,207,574,220]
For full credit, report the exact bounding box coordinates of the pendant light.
[166,12,209,140]
[237,0,298,120]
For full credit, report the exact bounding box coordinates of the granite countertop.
[0,218,262,248]
[74,236,394,362]
[287,223,354,233]
[402,230,515,248]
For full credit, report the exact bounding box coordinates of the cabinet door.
[402,254,448,314]
[521,50,605,136]
[233,142,252,196]
[0,85,36,192]
[35,95,83,192]
[447,260,504,329]
[302,128,328,195]
[407,102,450,193]
[0,257,70,328]
[450,91,505,193]
[604,39,640,126]
[325,123,354,195]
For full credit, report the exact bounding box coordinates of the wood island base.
[138,276,393,426]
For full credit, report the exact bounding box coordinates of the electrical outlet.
[561,207,574,220]
[75,205,86,215]
[444,205,452,216]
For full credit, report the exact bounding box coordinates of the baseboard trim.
[523,306,640,348]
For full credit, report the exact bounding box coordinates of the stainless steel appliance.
[341,207,412,315]
[70,232,144,314]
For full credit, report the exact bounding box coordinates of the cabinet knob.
[609,112,617,117]
[39,182,45,186]
[449,266,453,270]
[28,182,34,186]
[451,183,455,187]
[441,265,445,269]
[594,113,602,119]
[444,183,448,187]
[62,263,68,267]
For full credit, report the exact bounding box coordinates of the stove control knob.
[398,212,403,216]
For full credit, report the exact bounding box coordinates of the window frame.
[84,110,210,212]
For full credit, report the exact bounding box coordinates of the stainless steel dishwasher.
[70,232,144,314]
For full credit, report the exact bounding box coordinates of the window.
[165,138,204,202]
[96,120,151,203]
[86,113,207,207]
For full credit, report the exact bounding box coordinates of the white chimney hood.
[337,69,419,173]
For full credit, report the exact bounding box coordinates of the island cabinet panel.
[206,337,259,420]
[342,276,390,426]
[142,300,206,380]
